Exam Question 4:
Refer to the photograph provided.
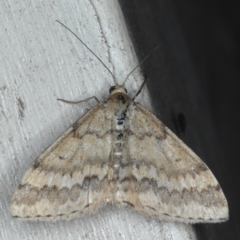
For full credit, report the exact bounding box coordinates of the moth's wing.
[115,103,228,223]
[11,103,112,220]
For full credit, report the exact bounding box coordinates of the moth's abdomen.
[106,93,131,181]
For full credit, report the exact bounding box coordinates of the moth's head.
[109,84,127,95]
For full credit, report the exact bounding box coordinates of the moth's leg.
[57,96,100,104]
[132,78,146,101]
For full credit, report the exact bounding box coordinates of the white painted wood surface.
[1,0,197,239]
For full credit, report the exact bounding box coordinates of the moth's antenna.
[56,20,116,84]
[123,44,161,85]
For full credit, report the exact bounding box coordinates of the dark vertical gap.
[119,0,240,239]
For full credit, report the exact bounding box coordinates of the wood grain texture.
[1,0,197,239]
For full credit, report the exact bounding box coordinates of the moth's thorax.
[108,89,132,126]
[107,85,132,121]
[108,92,131,105]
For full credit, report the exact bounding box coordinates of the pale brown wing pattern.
[11,103,113,220]
[115,102,228,223]
[11,91,228,223]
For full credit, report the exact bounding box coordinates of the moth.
[11,22,228,223]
